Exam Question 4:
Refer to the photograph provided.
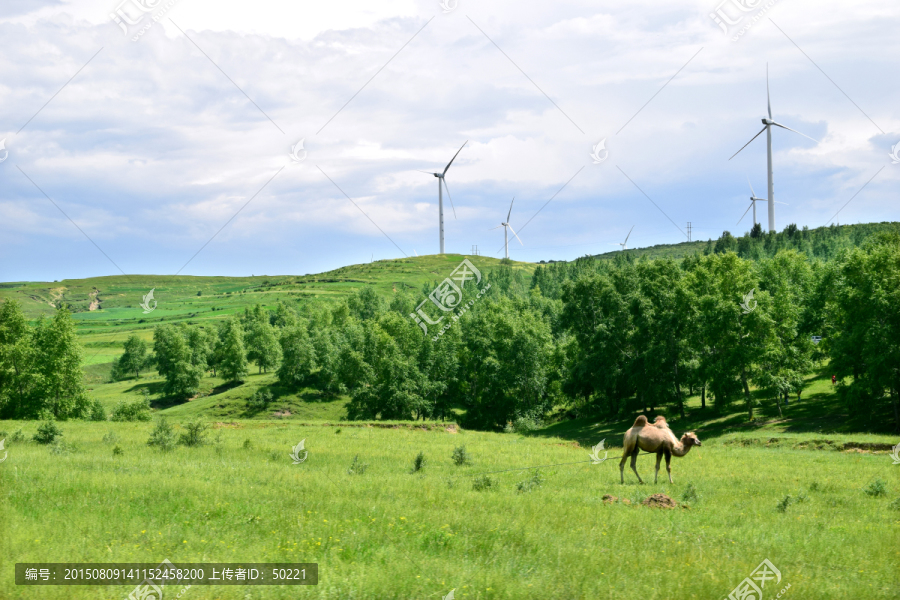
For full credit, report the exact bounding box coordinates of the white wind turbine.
[418,141,467,254]
[490,197,523,259]
[729,64,817,232]
[738,178,787,228]
[613,225,635,251]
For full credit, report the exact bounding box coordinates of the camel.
[619,415,701,484]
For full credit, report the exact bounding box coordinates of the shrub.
[50,439,75,455]
[681,483,699,503]
[347,454,368,475]
[516,470,544,493]
[410,451,427,473]
[111,398,152,422]
[33,421,62,445]
[864,480,887,498]
[88,400,107,422]
[11,429,25,442]
[472,475,494,491]
[179,421,209,447]
[776,494,793,513]
[147,418,176,452]
[112,445,123,456]
[102,431,120,445]
[888,497,900,511]
[808,481,821,492]
[246,390,273,410]
[504,416,543,434]
[451,445,471,466]
[242,439,253,450]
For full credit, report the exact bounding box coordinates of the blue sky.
[1,0,897,281]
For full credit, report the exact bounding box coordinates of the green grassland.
[1,416,897,599]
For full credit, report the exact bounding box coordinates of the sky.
[0,0,897,281]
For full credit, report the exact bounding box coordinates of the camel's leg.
[654,452,663,484]
[665,451,673,484]
[619,440,633,484]
[630,447,643,484]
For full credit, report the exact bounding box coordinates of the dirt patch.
[213,422,243,429]
[272,409,292,418]
[88,287,101,311]
[842,442,894,452]
[602,494,618,504]
[642,493,679,509]
[553,441,582,449]
[445,425,459,434]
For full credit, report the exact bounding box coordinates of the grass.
[0,419,897,599]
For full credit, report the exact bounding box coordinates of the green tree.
[32,308,90,418]
[246,319,282,374]
[277,322,316,388]
[153,325,202,399]
[218,318,248,383]
[116,334,148,379]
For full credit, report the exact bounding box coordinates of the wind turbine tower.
[729,65,817,232]
[490,198,523,259]
[419,141,467,254]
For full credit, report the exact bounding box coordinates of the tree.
[153,325,202,399]
[277,322,316,388]
[246,319,281,374]
[0,300,41,418]
[218,318,248,383]
[32,308,90,418]
[116,334,148,379]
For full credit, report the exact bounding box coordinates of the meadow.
[1,415,898,600]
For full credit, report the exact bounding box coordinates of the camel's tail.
[632,415,648,427]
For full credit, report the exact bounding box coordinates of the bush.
[410,451,427,473]
[147,418,176,452]
[451,445,471,466]
[50,439,75,455]
[888,497,900,511]
[472,475,494,491]
[102,431,120,445]
[11,429,25,442]
[347,454,368,475]
[112,445,123,456]
[516,470,544,493]
[681,483,699,503]
[776,494,793,513]
[111,398,151,422]
[242,439,253,450]
[864,480,887,498]
[88,400,107,422]
[33,421,62,445]
[179,421,209,447]
[504,416,543,434]
[246,390,273,410]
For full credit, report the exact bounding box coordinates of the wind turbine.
[613,225,635,251]
[729,64,817,232]
[489,197,523,259]
[418,141,467,254]
[738,178,788,227]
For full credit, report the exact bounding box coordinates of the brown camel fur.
[619,415,701,484]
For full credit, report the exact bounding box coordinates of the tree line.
[0,228,897,430]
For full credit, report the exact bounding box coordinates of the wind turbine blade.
[766,64,772,120]
[442,178,456,219]
[737,202,753,225]
[507,224,524,246]
[507,197,514,223]
[729,126,767,160]
[488,225,504,230]
[442,140,468,176]
[623,225,634,246]
[771,122,818,144]
[747,176,757,198]
[416,169,437,175]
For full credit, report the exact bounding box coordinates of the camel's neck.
[672,442,693,458]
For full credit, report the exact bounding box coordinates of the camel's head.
[682,432,701,447]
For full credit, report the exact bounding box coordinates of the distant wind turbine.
[418,141,467,254]
[738,178,786,227]
[613,225,635,251]
[489,198,523,259]
[729,64,817,232]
